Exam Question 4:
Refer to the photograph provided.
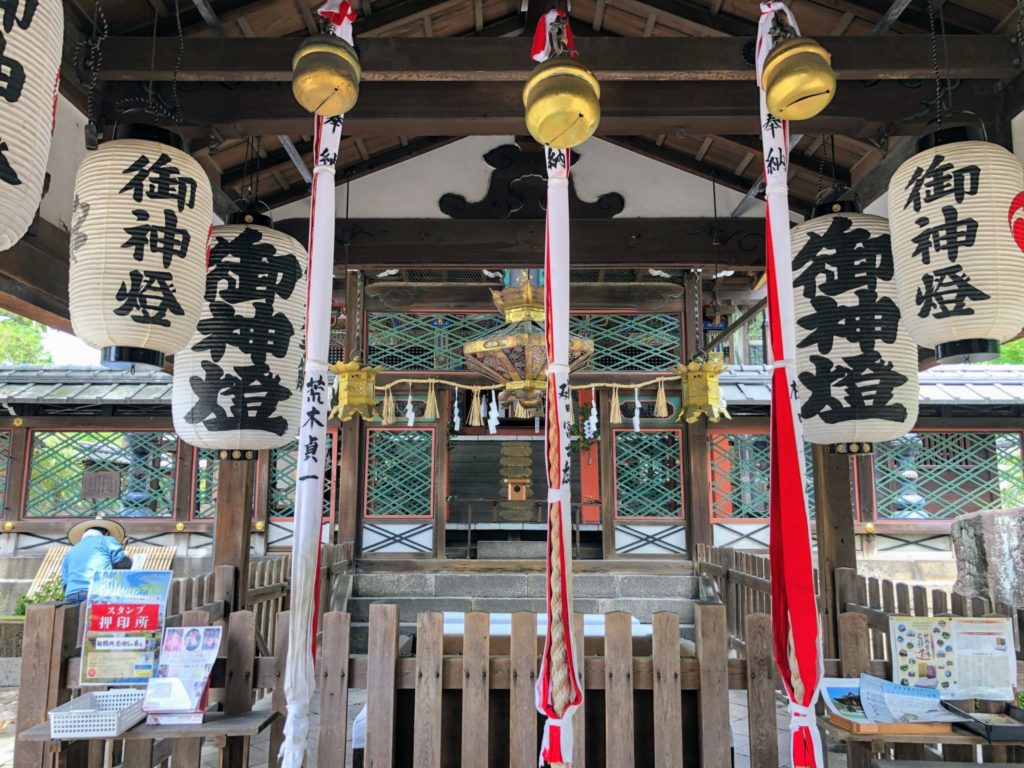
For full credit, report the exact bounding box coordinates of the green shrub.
[14,577,65,616]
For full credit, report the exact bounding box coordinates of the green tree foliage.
[990,337,1024,365]
[0,310,53,365]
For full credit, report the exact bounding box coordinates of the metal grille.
[709,433,816,519]
[268,437,334,518]
[365,429,433,517]
[874,431,1024,519]
[366,312,503,370]
[571,314,680,371]
[329,306,346,366]
[193,448,218,519]
[614,430,683,518]
[25,431,177,518]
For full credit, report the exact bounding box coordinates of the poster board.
[81,570,172,686]
[889,615,1016,700]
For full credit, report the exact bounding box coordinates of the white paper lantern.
[173,217,309,451]
[790,204,919,449]
[0,0,62,251]
[888,130,1024,363]
[69,130,213,370]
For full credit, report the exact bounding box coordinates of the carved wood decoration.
[439,142,625,220]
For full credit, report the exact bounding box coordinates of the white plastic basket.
[48,690,146,739]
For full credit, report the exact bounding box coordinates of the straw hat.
[68,517,127,545]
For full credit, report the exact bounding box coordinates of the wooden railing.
[696,544,1024,666]
[15,597,787,768]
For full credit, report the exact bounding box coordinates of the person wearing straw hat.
[61,517,133,604]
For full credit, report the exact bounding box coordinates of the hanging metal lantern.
[328,359,381,422]
[463,281,592,411]
[522,10,599,149]
[790,200,919,453]
[676,352,729,424]
[292,36,361,116]
[760,36,836,122]
[0,0,62,250]
[173,210,308,450]
[888,127,1024,363]
[69,125,213,371]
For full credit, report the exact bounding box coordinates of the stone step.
[347,595,696,624]
[352,572,698,601]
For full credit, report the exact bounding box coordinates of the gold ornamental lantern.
[676,352,730,424]
[522,11,600,149]
[761,35,835,122]
[328,359,381,422]
[292,36,361,116]
[463,281,592,412]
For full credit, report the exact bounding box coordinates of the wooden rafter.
[89,35,1019,83]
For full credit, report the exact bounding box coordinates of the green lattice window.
[709,433,816,519]
[874,432,1024,520]
[367,312,502,370]
[571,314,680,371]
[0,431,10,514]
[364,429,433,516]
[268,437,335,518]
[193,448,219,519]
[614,430,683,518]
[25,431,176,518]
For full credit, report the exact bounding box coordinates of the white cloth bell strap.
[787,701,825,767]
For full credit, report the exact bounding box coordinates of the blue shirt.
[61,536,129,595]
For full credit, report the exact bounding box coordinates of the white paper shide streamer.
[280,4,355,768]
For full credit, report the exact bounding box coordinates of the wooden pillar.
[1,426,29,556]
[684,419,712,560]
[251,449,271,556]
[811,444,858,659]
[337,271,364,552]
[432,389,451,558]
[682,271,712,558]
[212,455,255,611]
[597,389,615,560]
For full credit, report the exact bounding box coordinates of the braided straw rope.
[546,383,571,767]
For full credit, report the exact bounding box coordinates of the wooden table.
[819,717,1010,746]
[19,710,277,766]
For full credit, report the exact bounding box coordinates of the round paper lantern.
[172,214,308,451]
[69,127,213,371]
[0,0,62,250]
[790,202,919,450]
[888,128,1024,363]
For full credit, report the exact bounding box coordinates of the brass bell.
[522,56,601,149]
[292,35,361,116]
[761,37,836,122]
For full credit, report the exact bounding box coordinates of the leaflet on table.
[143,626,223,714]
[81,570,172,686]
[859,674,967,724]
[888,615,1016,700]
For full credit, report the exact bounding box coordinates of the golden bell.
[292,35,361,116]
[761,37,836,122]
[522,56,601,149]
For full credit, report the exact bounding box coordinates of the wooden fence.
[14,595,784,768]
[695,544,1024,666]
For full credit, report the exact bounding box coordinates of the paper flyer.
[144,625,222,715]
[81,570,172,686]
[859,674,967,723]
[889,615,1016,700]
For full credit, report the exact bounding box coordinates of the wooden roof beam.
[90,35,1020,83]
[106,79,1000,139]
[270,217,768,270]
